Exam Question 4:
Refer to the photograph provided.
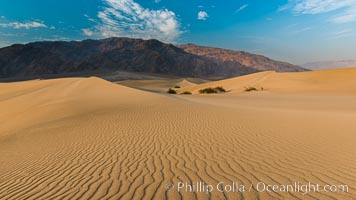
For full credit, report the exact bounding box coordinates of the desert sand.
[0,69,356,199]
[118,78,207,93]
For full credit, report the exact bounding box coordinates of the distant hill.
[0,37,307,81]
[302,60,356,70]
[179,44,307,72]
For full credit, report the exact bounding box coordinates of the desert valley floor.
[0,68,356,200]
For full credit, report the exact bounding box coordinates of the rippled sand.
[0,69,355,199]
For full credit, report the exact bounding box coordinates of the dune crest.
[180,67,356,95]
[0,77,156,135]
[177,79,197,88]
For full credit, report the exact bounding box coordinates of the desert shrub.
[199,87,218,94]
[215,86,226,92]
[167,88,177,94]
[181,91,192,95]
[199,86,227,94]
[174,85,181,88]
[244,87,258,92]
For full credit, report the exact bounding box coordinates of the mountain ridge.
[302,60,356,70]
[0,37,307,81]
[179,44,306,72]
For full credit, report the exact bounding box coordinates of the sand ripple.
[0,77,355,200]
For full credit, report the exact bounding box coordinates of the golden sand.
[179,67,356,95]
[0,69,355,199]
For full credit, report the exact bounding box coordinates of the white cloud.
[197,11,209,20]
[0,21,48,29]
[233,4,248,14]
[82,28,94,36]
[291,27,312,34]
[281,0,356,23]
[329,29,355,39]
[92,0,182,43]
[332,6,356,23]
[33,35,70,42]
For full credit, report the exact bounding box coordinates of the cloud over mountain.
[197,11,209,20]
[281,0,356,23]
[0,21,47,29]
[91,0,182,43]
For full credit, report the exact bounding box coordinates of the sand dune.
[118,78,207,93]
[179,67,356,95]
[0,71,355,199]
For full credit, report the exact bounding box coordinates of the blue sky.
[0,0,356,64]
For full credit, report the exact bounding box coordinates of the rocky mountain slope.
[179,44,306,72]
[0,37,307,81]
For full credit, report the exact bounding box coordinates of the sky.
[0,0,356,64]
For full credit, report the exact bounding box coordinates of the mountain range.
[302,60,356,70]
[0,37,307,81]
[179,44,305,72]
